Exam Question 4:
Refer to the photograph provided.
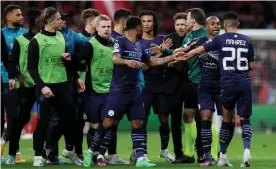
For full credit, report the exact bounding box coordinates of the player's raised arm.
[113,53,140,68]
[185,34,220,60]
[184,46,206,59]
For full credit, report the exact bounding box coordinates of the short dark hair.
[186,8,206,25]
[139,10,159,36]
[125,16,141,31]
[4,4,21,18]
[41,6,59,24]
[114,8,132,22]
[223,11,239,27]
[27,8,41,28]
[173,12,187,21]
[81,8,100,24]
[224,11,239,21]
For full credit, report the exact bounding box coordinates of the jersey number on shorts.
[222,47,249,71]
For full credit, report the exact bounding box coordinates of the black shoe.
[46,154,60,165]
[92,152,99,163]
[172,154,195,164]
[42,150,47,159]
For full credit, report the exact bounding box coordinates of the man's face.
[174,19,186,36]
[50,12,62,30]
[141,15,154,33]
[6,9,24,26]
[60,19,67,29]
[96,20,112,38]
[206,18,221,36]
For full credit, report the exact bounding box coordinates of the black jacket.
[163,32,188,95]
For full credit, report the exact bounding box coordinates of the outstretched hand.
[172,51,188,61]
[168,52,188,67]
[161,38,173,50]
[150,43,162,55]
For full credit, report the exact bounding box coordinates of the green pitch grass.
[1,132,276,169]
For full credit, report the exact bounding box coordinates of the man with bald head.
[191,16,222,167]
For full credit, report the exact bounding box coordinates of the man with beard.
[169,8,207,163]
[6,8,42,165]
[184,11,255,167]
[107,8,138,165]
[1,4,28,164]
[162,12,192,162]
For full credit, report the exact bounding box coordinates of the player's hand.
[142,63,150,71]
[125,60,141,69]
[76,78,86,93]
[9,79,16,91]
[182,52,194,60]
[150,43,162,55]
[172,52,187,61]
[62,53,71,61]
[161,38,173,50]
[41,86,55,98]
[18,74,25,86]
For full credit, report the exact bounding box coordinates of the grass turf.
[1,132,276,169]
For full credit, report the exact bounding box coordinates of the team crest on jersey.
[114,42,119,49]
[108,110,115,116]
[206,39,212,43]
[145,48,151,56]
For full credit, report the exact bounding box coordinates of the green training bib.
[89,37,113,93]
[16,35,35,87]
[35,31,67,84]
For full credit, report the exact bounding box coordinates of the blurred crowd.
[2,1,276,32]
[251,40,276,104]
[1,1,276,104]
